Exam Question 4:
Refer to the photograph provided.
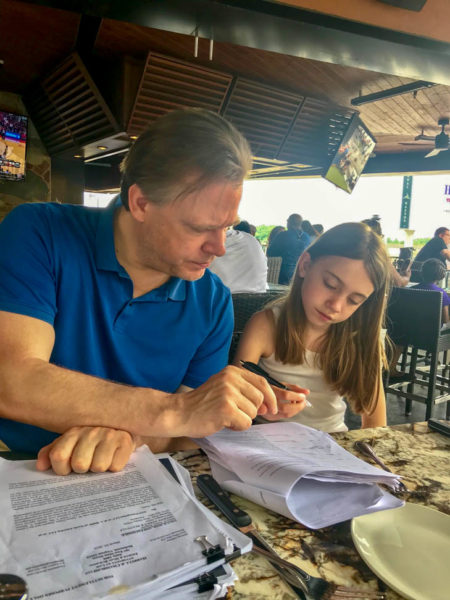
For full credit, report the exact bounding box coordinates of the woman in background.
[266,225,285,251]
[362,216,411,287]
[301,220,319,243]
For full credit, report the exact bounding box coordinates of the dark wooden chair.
[229,291,285,363]
[385,287,450,419]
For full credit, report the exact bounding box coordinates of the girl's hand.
[259,383,310,420]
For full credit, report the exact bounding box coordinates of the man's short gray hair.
[120,108,252,208]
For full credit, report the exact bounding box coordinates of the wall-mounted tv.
[0,110,28,181]
[323,116,376,193]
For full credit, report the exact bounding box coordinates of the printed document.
[195,422,404,529]
[0,447,250,599]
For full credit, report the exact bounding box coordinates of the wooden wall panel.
[127,53,232,136]
[222,78,304,159]
[25,54,119,156]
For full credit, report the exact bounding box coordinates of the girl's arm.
[441,305,449,325]
[234,310,309,418]
[233,309,275,367]
[361,374,387,428]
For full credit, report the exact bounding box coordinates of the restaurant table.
[172,422,449,599]
[1,423,448,599]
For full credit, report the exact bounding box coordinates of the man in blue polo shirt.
[0,109,305,475]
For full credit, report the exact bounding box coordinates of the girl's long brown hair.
[273,222,391,415]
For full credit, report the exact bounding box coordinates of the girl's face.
[298,254,374,332]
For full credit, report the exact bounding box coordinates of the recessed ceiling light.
[129,135,138,140]
[97,145,107,150]
[73,154,82,158]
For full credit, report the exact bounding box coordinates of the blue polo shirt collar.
[95,197,122,274]
[94,196,186,302]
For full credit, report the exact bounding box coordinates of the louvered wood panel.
[278,98,356,166]
[127,53,232,136]
[25,53,119,155]
[222,78,304,159]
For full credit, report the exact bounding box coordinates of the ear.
[297,252,311,278]
[127,184,152,224]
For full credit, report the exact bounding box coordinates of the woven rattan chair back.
[267,256,282,284]
[229,291,284,362]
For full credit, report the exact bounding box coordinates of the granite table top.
[173,422,450,600]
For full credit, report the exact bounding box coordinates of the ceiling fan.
[399,118,449,157]
[424,118,449,158]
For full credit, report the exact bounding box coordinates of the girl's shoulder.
[244,307,277,358]
[248,306,276,331]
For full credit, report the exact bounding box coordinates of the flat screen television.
[323,116,376,193]
[0,110,28,181]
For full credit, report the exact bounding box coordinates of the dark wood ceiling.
[1,0,449,161]
[95,17,450,155]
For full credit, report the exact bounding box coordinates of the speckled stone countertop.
[173,422,450,600]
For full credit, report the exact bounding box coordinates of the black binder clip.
[195,535,225,564]
[195,571,218,593]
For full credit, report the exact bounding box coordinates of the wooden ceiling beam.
[18,0,450,85]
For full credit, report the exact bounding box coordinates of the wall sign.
[444,184,450,214]
[400,175,413,229]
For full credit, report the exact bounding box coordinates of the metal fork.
[253,544,386,600]
[353,441,410,493]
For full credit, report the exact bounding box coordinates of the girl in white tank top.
[234,222,391,433]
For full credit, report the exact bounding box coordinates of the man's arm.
[0,311,279,470]
[441,247,450,261]
[0,311,171,436]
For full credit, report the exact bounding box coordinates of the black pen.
[240,360,311,406]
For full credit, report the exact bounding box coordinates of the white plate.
[351,503,450,600]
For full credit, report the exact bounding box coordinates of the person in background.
[0,108,288,475]
[267,213,310,285]
[301,220,319,243]
[361,216,382,236]
[209,224,268,293]
[313,224,324,235]
[410,227,450,282]
[362,216,411,287]
[233,220,251,234]
[266,225,285,251]
[234,222,391,433]
[412,259,450,324]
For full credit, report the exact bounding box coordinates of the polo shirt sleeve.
[0,204,57,325]
[181,290,233,388]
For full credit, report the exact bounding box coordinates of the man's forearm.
[0,356,176,437]
[0,359,280,445]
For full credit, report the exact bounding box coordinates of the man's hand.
[171,365,279,438]
[36,426,139,476]
[262,383,309,420]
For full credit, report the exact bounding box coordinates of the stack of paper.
[195,422,404,529]
[0,447,251,599]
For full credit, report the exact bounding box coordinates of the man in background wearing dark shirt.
[411,227,450,282]
[267,213,310,284]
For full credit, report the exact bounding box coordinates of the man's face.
[136,180,242,281]
[439,230,450,246]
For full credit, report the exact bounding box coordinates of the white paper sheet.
[0,447,250,599]
[195,423,404,529]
